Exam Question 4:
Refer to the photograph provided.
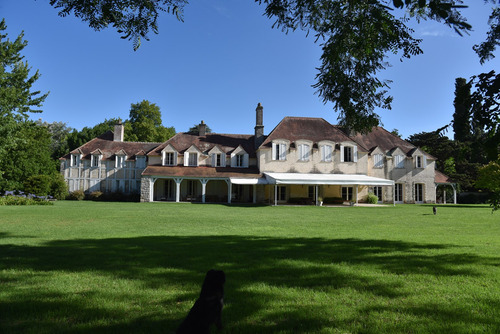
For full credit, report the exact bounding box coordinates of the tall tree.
[452,78,472,142]
[126,100,175,142]
[0,121,55,191]
[0,19,49,188]
[48,0,499,133]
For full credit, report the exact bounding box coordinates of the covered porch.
[263,172,395,206]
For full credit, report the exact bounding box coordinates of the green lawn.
[1,202,499,333]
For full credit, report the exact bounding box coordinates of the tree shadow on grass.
[1,236,499,333]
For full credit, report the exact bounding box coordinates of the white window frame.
[115,155,126,168]
[340,145,357,162]
[298,143,310,162]
[184,152,198,167]
[373,154,384,168]
[415,155,427,169]
[91,155,100,168]
[321,144,333,162]
[231,152,248,168]
[395,155,405,169]
[70,154,81,167]
[272,142,287,161]
[211,153,226,167]
[163,152,176,166]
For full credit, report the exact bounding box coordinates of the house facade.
[60,104,444,205]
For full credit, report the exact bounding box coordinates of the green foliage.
[0,121,57,192]
[23,175,52,196]
[188,123,213,134]
[0,194,54,205]
[67,190,85,201]
[89,191,103,201]
[49,0,187,50]
[452,77,473,142]
[48,1,492,133]
[0,19,48,120]
[0,19,50,189]
[126,100,175,142]
[474,7,500,64]
[476,156,500,211]
[50,173,69,200]
[367,193,379,204]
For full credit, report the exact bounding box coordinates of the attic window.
[115,155,126,168]
[373,154,384,168]
[320,144,332,162]
[70,154,80,167]
[395,155,405,169]
[91,155,100,168]
[415,155,427,169]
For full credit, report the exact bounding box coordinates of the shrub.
[0,191,54,206]
[67,190,85,201]
[50,173,68,200]
[367,193,379,204]
[89,191,103,201]
[24,175,51,196]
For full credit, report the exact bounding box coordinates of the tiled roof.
[60,131,160,161]
[142,166,262,178]
[435,170,454,184]
[149,133,257,157]
[261,117,367,149]
[352,127,416,155]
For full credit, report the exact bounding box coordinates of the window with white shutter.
[373,154,383,168]
[321,145,332,162]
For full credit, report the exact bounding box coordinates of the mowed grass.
[1,202,500,333]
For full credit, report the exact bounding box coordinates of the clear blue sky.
[2,0,499,139]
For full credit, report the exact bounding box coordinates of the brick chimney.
[198,120,207,136]
[114,121,124,142]
[254,103,264,148]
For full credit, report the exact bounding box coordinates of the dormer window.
[231,152,248,168]
[272,142,287,161]
[211,153,226,167]
[395,155,405,169]
[298,143,310,161]
[163,152,177,166]
[373,154,384,168]
[415,155,426,169]
[91,155,101,168]
[136,156,146,168]
[340,145,357,162]
[184,152,198,166]
[320,144,333,162]
[70,154,80,167]
[115,155,126,168]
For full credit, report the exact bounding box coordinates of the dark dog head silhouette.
[176,269,226,334]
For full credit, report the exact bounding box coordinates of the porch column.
[443,185,447,204]
[393,184,396,206]
[150,177,157,202]
[454,185,457,205]
[253,184,257,204]
[174,177,182,202]
[200,179,208,203]
[315,185,319,206]
[274,185,278,206]
[355,185,359,205]
[225,180,232,204]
